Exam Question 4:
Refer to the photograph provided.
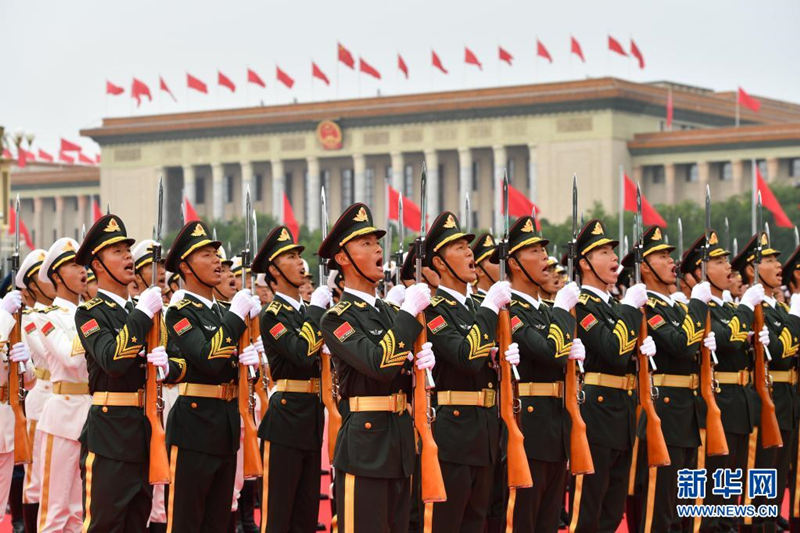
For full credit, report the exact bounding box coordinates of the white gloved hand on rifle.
[8,341,30,363]
[310,286,333,309]
[384,285,406,308]
[622,283,648,309]
[639,335,656,358]
[400,283,431,316]
[504,342,520,366]
[238,344,260,367]
[691,281,712,304]
[554,282,580,313]
[703,332,717,352]
[230,289,255,322]
[0,290,21,315]
[410,341,435,370]
[758,326,770,348]
[569,338,585,362]
[740,284,765,311]
[481,281,511,314]
[146,345,169,374]
[135,287,163,319]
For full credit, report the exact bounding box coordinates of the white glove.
[310,286,333,309]
[670,291,689,305]
[621,283,648,309]
[249,296,261,319]
[322,344,331,356]
[238,344,260,366]
[640,335,656,358]
[790,293,800,318]
[384,285,406,308]
[504,342,520,366]
[0,290,21,315]
[230,289,255,321]
[758,326,770,347]
[169,289,186,307]
[400,283,431,316]
[413,341,435,370]
[691,281,712,304]
[253,336,264,355]
[146,346,169,373]
[480,280,511,314]
[569,337,585,362]
[722,290,733,304]
[703,332,717,352]
[554,282,580,312]
[740,284,765,311]
[135,286,163,318]
[8,341,29,363]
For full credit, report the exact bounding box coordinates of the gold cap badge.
[353,207,368,222]
[190,223,207,237]
[104,218,121,233]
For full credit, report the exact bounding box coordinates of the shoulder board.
[383,301,400,312]
[265,301,282,316]
[431,296,456,307]
[81,297,103,310]
[541,299,554,306]
[331,301,351,316]
[42,305,63,313]
[22,308,34,315]
[352,300,368,309]
[578,292,600,305]
[174,298,203,310]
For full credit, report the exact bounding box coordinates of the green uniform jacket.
[576,288,641,451]
[258,295,325,452]
[760,300,800,432]
[76,292,184,463]
[165,294,246,456]
[320,292,421,479]
[509,293,575,462]
[425,288,500,467]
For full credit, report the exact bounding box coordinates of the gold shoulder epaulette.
[175,298,194,310]
[431,296,444,307]
[82,297,103,310]
[22,308,34,315]
[646,297,660,309]
[578,293,594,305]
[265,301,281,316]
[43,305,62,313]
[331,301,351,316]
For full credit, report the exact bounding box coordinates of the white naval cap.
[16,249,47,289]
[255,273,268,287]
[39,238,79,284]
[302,259,311,277]
[131,239,162,272]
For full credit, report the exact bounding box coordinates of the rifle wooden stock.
[638,315,671,467]
[413,313,446,503]
[497,308,533,488]
[250,317,269,418]
[700,311,728,456]
[320,350,341,461]
[566,311,593,475]
[753,304,782,449]
[9,313,31,465]
[145,311,170,485]
[239,330,263,479]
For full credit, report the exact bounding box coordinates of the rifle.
[752,192,782,448]
[8,195,31,465]
[238,188,264,478]
[318,186,342,461]
[566,175,594,475]
[250,209,270,414]
[675,218,683,292]
[700,186,728,456]
[497,172,533,488]
[634,184,671,467]
[413,164,447,502]
[145,178,170,484]
[393,194,405,285]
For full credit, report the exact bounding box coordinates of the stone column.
[424,149,440,216]
[492,145,506,234]
[353,153,366,205]
[182,165,195,204]
[211,163,224,220]
[731,160,745,195]
[240,161,254,216]
[271,159,284,221]
[458,148,472,225]
[390,152,403,192]
[527,143,538,203]
[77,195,87,232]
[664,163,676,205]
[767,157,780,182]
[32,197,43,248]
[306,156,320,230]
[54,196,64,238]
[697,161,710,190]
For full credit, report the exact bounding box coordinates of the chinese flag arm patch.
[172,317,192,336]
[269,323,287,340]
[510,316,523,333]
[41,322,55,336]
[24,322,36,334]
[80,319,100,338]
[333,321,355,342]
[648,314,666,330]
[427,315,447,334]
[580,313,598,331]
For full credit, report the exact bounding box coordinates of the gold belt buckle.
[224,384,236,401]
[393,393,406,414]
[483,388,496,407]
[625,374,636,390]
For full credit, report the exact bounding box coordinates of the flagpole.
[735,93,740,128]
[751,158,757,234]
[619,164,625,244]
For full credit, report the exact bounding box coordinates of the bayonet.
[732,237,739,257]
[213,227,217,242]
[634,183,657,372]
[242,188,256,379]
[464,192,471,235]
[764,221,771,244]
[106,203,110,215]
[703,186,718,365]
[568,175,577,284]
[152,178,166,380]
[81,224,86,242]
[755,192,763,285]
[498,170,520,382]
[320,186,328,285]
[795,226,799,249]
[676,217,684,291]
[724,217,730,252]
[251,210,258,292]
[415,163,435,389]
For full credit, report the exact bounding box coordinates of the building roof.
[10,162,99,191]
[628,122,800,155]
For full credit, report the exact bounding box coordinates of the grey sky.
[2,0,798,156]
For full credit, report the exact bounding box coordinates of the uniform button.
[364,422,372,429]
[664,397,670,404]
[597,396,604,403]
[453,410,460,417]
[693,391,698,397]
[102,406,108,413]
[281,399,287,405]
[527,406,534,413]
[64,396,70,401]
[191,402,198,409]
[627,390,633,396]
[487,382,494,389]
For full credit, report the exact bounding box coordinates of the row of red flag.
[109,36,647,105]
[3,138,100,168]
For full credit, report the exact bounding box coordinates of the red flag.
[78,152,94,165]
[160,76,177,102]
[60,138,82,152]
[464,47,482,69]
[59,151,74,164]
[756,167,792,228]
[17,148,28,168]
[498,46,513,65]
[431,50,448,74]
[630,39,645,69]
[2,149,11,159]
[387,186,422,232]
[187,73,208,94]
[312,62,330,85]
[8,202,34,250]
[92,199,103,222]
[623,174,666,226]
[283,193,299,241]
[608,35,628,57]
[218,71,236,92]
[338,42,355,69]
[247,68,265,88]
[500,184,542,231]
[95,153,101,164]
[358,57,381,79]
[106,81,124,95]
[570,36,585,62]
[738,87,761,112]
[536,39,552,63]
[183,197,200,223]
[131,78,152,106]
[276,66,294,88]
[397,54,409,78]
[38,149,54,162]
[666,89,673,129]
